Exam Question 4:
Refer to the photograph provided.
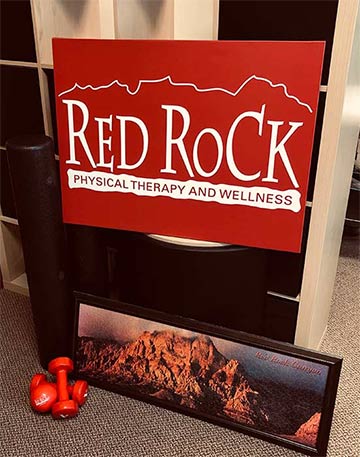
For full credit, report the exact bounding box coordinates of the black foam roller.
[6,134,72,367]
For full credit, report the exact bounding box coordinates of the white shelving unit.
[0,0,359,349]
[0,213,28,295]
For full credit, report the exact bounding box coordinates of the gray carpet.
[1,237,359,457]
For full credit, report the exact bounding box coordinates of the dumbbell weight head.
[71,380,88,406]
[52,399,79,419]
[48,356,74,375]
[30,373,57,413]
[30,383,58,413]
[30,374,57,396]
[30,373,48,392]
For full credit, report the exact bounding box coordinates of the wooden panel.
[115,0,174,38]
[0,216,18,225]
[98,0,116,38]
[0,222,25,282]
[3,272,29,296]
[0,60,37,68]
[296,0,360,349]
[31,0,114,66]
[174,0,218,39]
[115,0,218,40]
[0,222,9,281]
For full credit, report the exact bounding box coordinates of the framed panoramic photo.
[73,293,342,456]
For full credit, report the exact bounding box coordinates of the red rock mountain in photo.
[76,330,322,441]
[294,412,321,447]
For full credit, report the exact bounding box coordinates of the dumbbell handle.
[57,369,70,402]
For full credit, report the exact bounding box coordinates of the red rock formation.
[294,412,321,447]
[77,331,269,426]
[210,359,267,427]
[76,331,320,436]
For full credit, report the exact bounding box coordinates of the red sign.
[53,39,324,252]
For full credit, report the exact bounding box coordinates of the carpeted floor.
[1,237,359,457]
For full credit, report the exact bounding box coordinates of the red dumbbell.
[30,374,57,413]
[30,374,89,412]
[48,357,79,419]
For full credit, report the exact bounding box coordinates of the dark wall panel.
[218,0,338,85]
[267,207,311,297]
[263,295,298,343]
[307,93,326,201]
[1,66,44,146]
[67,229,268,337]
[43,69,58,152]
[0,149,17,218]
[0,0,36,62]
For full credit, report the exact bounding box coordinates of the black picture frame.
[73,292,342,456]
